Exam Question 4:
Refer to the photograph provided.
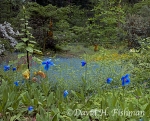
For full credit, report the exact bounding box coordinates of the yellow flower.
[34,71,37,75]
[22,69,30,80]
[37,71,46,78]
[34,71,46,78]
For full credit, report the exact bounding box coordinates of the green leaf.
[71,90,78,98]
[33,49,43,55]
[15,42,25,49]
[7,107,13,111]
[52,113,58,121]
[47,92,53,107]
[29,41,36,44]
[20,18,25,21]
[10,115,17,121]
[26,47,33,53]
[38,101,43,105]
[32,56,42,64]
[39,106,45,117]
[30,35,35,39]
[18,53,26,59]
[36,113,43,121]
[21,38,29,42]
[27,27,32,29]
[18,33,24,36]
[28,43,34,48]
[23,6,25,10]
[3,88,8,104]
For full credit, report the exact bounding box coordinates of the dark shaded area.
[34,0,94,8]
[34,0,143,8]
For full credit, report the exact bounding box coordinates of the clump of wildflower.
[28,106,33,111]
[12,67,16,71]
[4,65,10,71]
[106,78,113,84]
[121,74,130,86]
[81,61,86,66]
[22,69,30,80]
[42,59,54,71]
[14,81,19,86]
[34,71,46,78]
[63,90,68,98]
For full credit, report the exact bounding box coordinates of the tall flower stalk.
[83,51,87,81]
[15,6,42,70]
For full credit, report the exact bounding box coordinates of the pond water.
[0,53,124,90]
[34,56,123,85]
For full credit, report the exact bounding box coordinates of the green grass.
[0,45,149,121]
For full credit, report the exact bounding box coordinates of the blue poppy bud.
[63,90,68,98]
[106,78,113,84]
[14,81,19,86]
[81,61,86,66]
[28,106,33,111]
[13,67,17,71]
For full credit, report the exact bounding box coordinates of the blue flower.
[42,59,54,71]
[121,74,130,86]
[106,78,113,84]
[63,90,68,98]
[4,65,10,71]
[81,61,86,66]
[22,80,25,84]
[13,67,17,71]
[28,106,33,111]
[14,81,19,86]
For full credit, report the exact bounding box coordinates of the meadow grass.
[0,47,149,121]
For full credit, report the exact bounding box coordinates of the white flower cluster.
[0,21,19,54]
[0,41,5,55]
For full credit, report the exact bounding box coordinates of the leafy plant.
[15,6,42,70]
[131,37,150,85]
[88,0,126,45]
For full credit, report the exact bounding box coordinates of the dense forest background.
[1,0,150,52]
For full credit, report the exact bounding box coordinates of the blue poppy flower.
[14,81,19,86]
[28,106,33,111]
[22,80,25,84]
[4,65,10,71]
[121,74,130,86]
[42,59,54,71]
[63,90,68,98]
[106,78,113,84]
[13,67,17,71]
[81,61,86,66]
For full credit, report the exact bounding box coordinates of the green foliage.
[11,2,91,47]
[0,75,149,120]
[15,6,42,69]
[88,0,126,45]
[132,0,150,14]
[131,37,150,85]
[123,0,150,48]
[0,0,24,24]
[0,48,150,120]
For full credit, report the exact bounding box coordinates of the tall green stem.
[84,51,87,81]
[24,7,30,70]
[27,50,29,70]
